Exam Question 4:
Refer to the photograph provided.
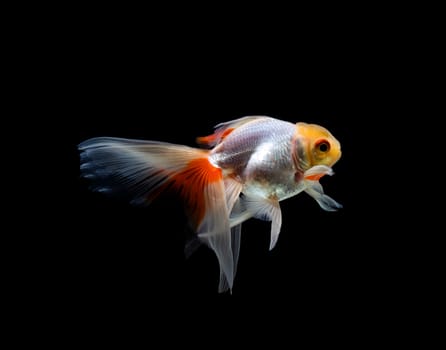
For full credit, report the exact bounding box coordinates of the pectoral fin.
[304,180,342,211]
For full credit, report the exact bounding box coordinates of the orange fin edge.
[171,157,223,229]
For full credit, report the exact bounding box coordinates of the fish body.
[79,116,342,292]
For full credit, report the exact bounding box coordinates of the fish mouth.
[303,165,334,181]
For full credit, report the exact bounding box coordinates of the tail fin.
[78,137,207,206]
[78,137,241,292]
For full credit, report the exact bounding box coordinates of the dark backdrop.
[46,9,421,336]
[68,63,391,299]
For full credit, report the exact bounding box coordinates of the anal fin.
[237,195,283,250]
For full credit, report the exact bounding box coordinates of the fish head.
[293,122,342,173]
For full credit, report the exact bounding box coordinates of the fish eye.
[316,140,330,153]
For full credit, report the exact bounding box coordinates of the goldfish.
[78,116,342,293]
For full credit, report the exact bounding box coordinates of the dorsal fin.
[196,116,270,147]
[196,127,236,147]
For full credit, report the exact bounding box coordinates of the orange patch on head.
[295,122,342,169]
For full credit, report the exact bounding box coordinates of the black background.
[67,47,395,300]
[27,6,434,338]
